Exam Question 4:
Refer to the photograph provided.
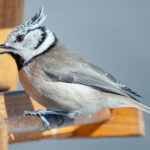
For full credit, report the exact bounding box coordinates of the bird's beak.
[0,44,13,55]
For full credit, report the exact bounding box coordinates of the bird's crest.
[15,6,47,32]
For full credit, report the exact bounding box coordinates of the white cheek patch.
[18,30,55,63]
[23,30,43,49]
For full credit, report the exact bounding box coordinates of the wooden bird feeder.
[0,1,145,149]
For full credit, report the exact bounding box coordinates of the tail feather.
[121,86,142,102]
[107,93,150,114]
[128,99,150,114]
[120,96,150,114]
[122,87,141,97]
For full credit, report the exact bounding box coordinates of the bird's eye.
[16,35,24,42]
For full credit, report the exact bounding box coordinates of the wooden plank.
[0,91,144,144]
[0,117,8,150]
[73,108,144,137]
[0,0,24,91]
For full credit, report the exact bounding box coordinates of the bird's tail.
[126,98,150,113]
[107,94,150,113]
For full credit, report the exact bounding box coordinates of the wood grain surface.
[0,0,24,91]
[0,117,8,150]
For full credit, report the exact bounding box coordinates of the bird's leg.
[24,110,68,132]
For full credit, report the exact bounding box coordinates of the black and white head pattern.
[5,6,56,65]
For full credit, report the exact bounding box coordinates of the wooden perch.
[0,91,145,144]
[6,105,110,134]
[0,91,110,141]
[2,92,110,134]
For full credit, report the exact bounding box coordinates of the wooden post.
[0,0,24,91]
[0,0,24,147]
[0,117,8,150]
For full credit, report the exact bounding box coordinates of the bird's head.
[0,6,56,69]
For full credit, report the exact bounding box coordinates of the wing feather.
[39,43,141,101]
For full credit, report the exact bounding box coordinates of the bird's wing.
[39,43,141,101]
[42,63,140,101]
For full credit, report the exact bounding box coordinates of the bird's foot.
[66,111,81,118]
[24,110,67,132]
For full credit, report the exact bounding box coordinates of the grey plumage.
[41,43,140,100]
[18,42,150,115]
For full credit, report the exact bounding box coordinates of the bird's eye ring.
[16,35,24,42]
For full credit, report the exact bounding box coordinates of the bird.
[0,7,150,131]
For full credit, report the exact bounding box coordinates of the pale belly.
[18,66,110,115]
[18,66,131,115]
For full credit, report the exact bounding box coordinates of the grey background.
[9,0,150,150]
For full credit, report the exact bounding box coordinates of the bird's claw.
[24,110,68,132]
[24,110,51,131]
[24,110,81,131]
[24,110,47,116]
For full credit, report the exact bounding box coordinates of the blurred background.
[9,0,150,149]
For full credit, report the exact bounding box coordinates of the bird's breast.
[18,64,108,114]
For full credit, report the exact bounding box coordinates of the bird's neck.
[11,38,58,70]
[10,53,25,70]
